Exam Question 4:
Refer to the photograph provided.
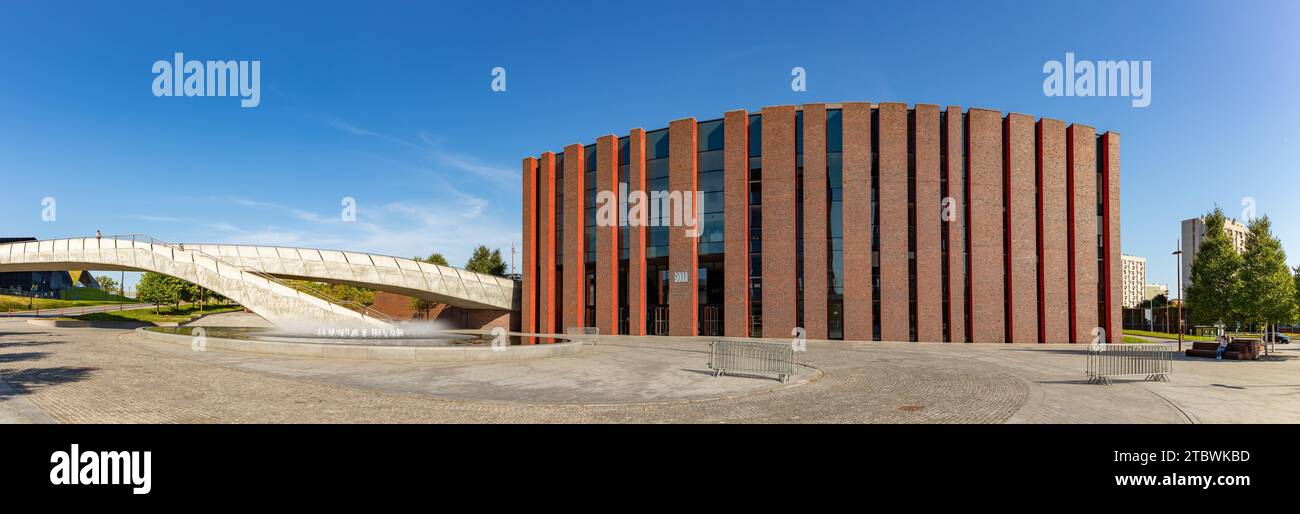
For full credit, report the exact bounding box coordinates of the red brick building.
[519,103,1121,343]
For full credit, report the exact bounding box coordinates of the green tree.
[464,245,507,277]
[409,253,449,318]
[1185,208,1244,328]
[1238,216,1295,343]
[1293,265,1300,324]
[95,275,119,293]
[135,272,183,313]
[1140,293,1168,309]
[415,253,448,267]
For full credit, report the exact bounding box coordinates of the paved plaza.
[2,313,1299,423]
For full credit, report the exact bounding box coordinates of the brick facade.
[520,103,1119,343]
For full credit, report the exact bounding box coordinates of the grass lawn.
[1123,329,1215,342]
[74,304,243,323]
[60,287,138,302]
[0,294,132,312]
[1121,335,1150,344]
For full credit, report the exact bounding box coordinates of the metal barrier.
[565,326,600,344]
[708,339,796,383]
[1086,344,1174,385]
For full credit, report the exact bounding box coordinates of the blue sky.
[2,0,1298,292]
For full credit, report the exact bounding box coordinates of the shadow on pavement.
[0,340,67,349]
[0,331,51,338]
[0,366,96,397]
[1037,379,1103,386]
[0,352,50,364]
[1008,348,1089,355]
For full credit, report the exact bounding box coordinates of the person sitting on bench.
[1215,331,1229,360]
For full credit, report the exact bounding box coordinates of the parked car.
[1263,332,1291,344]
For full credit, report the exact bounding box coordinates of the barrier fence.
[708,339,796,383]
[1086,343,1175,385]
[565,326,599,344]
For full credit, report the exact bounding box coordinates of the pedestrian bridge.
[0,236,518,328]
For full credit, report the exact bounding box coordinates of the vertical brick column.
[967,108,1005,343]
[1102,132,1121,343]
[945,106,967,343]
[723,110,750,337]
[801,104,828,340]
[842,102,874,342]
[626,129,647,336]
[537,152,557,334]
[761,106,797,340]
[521,156,538,334]
[877,102,909,342]
[1006,113,1039,343]
[914,104,942,343]
[668,118,698,337]
[562,144,585,331]
[1068,125,1098,343]
[595,135,619,335]
[1037,120,1069,343]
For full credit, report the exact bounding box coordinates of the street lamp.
[1173,243,1184,352]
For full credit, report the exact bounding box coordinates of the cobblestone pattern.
[1,323,1033,423]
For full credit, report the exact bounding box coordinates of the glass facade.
[696,118,725,336]
[827,109,844,340]
[645,128,670,335]
[747,113,763,337]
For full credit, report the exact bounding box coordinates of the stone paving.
[2,313,1299,423]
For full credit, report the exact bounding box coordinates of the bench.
[1184,339,1261,360]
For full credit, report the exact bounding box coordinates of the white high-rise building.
[1120,255,1147,308]
[1180,217,1249,294]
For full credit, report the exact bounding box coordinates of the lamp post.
[1173,243,1184,352]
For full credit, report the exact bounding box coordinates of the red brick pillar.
[522,156,538,334]
[945,106,967,343]
[877,103,909,342]
[760,106,797,340]
[1068,124,1098,343]
[967,108,1005,343]
[668,118,698,337]
[1037,120,1070,343]
[627,129,648,336]
[594,135,619,335]
[801,104,828,341]
[562,144,586,330]
[1102,132,1121,343]
[842,102,874,342]
[914,104,943,343]
[537,152,557,334]
[723,110,750,337]
[1006,113,1039,343]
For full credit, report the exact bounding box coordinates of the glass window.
[698,119,724,152]
[648,129,669,160]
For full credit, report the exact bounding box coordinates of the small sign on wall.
[672,271,688,283]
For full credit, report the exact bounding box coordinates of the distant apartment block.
[1180,217,1248,293]
[1120,254,1146,308]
